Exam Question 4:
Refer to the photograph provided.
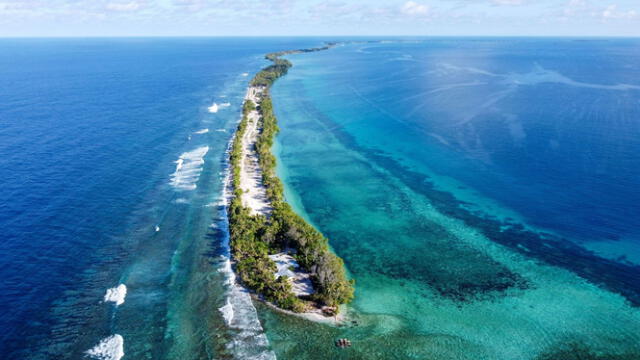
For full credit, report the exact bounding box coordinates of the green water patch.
[291,168,528,302]
[365,147,640,307]
[257,302,488,360]
[536,342,640,360]
[295,84,640,307]
[266,70,640,359]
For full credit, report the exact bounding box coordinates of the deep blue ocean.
[1,38,640,360]
[0,38,318,359]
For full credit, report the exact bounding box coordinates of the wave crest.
[86,334,124,360]
[208,102,231,113]
[170,146,209,191]
[103,284,127,306]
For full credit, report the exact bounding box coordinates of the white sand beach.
[238,87,272,216]
[269,253,314,296]
[235,87,347,325]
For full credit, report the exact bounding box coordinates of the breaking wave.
[103,284,127,306]
[208,102,231,113]
[86,334,124,360]
[217,141,277,360]
[170,146,209,191]
[219,299,234,326]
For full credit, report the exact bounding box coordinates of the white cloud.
[106,1,141,12]
[171,0,206,12]
[602,4,616,18]
[492,0,524,5]
[562,0,588,17]
[602,4,637,19]
[401,1,429,16]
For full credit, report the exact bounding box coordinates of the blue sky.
[0,0,638,37]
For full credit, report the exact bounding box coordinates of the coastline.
[238,86,272,216]
[256,294,348,326]
[226,43,354,323]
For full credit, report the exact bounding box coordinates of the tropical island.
[227,44,354,318]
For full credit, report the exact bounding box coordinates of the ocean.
[0,37,317,360]
[266,38,640,359]
[1,37,639,360]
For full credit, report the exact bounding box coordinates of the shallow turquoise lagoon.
[264,39,640,359]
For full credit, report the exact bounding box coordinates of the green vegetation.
[228,44,354,313]
[228,99,306,313]
[251,58,292,88]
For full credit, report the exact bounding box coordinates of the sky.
[0,0,638,37]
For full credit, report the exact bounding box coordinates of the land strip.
[227,44,354,319]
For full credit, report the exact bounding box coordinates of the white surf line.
[208,102,232,113]
[208,103,219,113]
[86,334,124,360]
[169,146,209,191]
[218,133,276,360]
[219,299,234,325]
[103,284,127,306]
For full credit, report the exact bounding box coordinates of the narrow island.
[227,44,354,320]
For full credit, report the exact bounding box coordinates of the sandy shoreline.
[235,86,347,326]
[255,294,348,326]
[239,86,272,216]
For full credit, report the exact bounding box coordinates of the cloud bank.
[0,0,637,36]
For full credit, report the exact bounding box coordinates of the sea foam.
[86,334,124,360]
[194,128,209,134]
[170,146,209,191]
[219,299,234,325]
[103,284,127,306]
[217,140,276,360]
[208,102,231,113]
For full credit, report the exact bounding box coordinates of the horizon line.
[1,34,639,39]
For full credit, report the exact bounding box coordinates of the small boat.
[335,338,352,348]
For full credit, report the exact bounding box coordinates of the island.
[227,44,354,319]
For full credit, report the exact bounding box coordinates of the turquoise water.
[3,38,640,360]
[265,39,640,359]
